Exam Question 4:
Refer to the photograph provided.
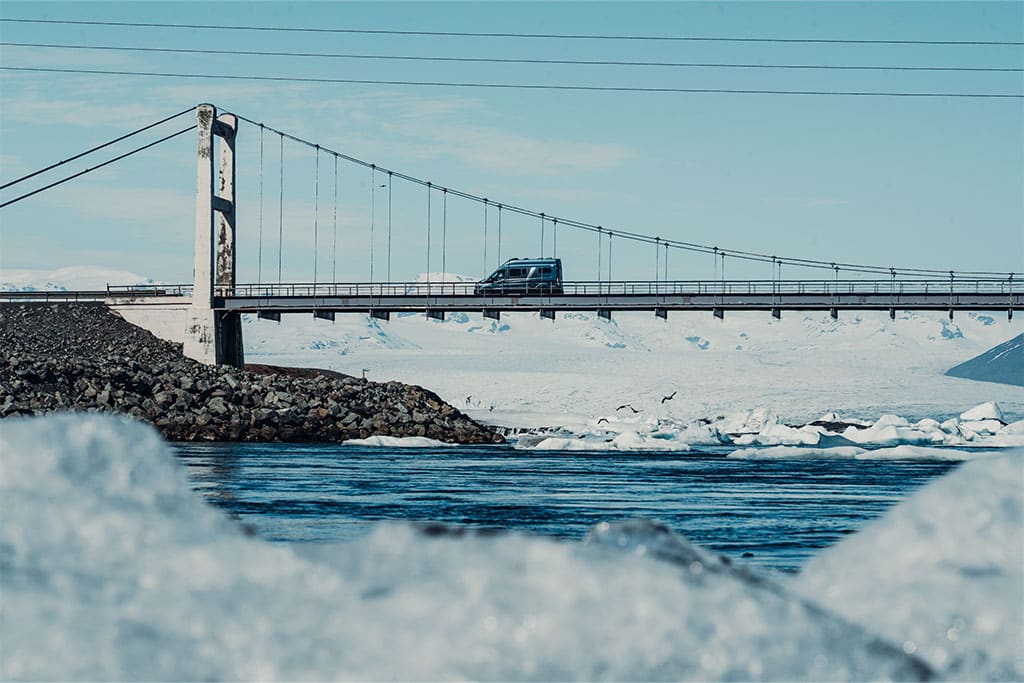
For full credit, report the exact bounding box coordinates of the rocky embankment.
[0,304,503,443]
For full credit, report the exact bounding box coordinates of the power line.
[0,106,193,190]
[4,41,1021,72]
[2,18,1021,45]
[233,113,1014,278]
[3,66,1021,98]
[0,125,194,208]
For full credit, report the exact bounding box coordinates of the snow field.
[243,307,1023,436]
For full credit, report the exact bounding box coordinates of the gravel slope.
[0,303,502,443]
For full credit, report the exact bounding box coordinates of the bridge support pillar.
[183,103,244,367]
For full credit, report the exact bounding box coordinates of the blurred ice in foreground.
[0,414,1020,681]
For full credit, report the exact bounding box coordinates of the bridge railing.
[222,278,1018,298]
[0,290,111,302]
[106,284,193,297]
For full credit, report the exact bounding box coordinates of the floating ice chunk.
[957,419,1005,437]
[754,422,823,446]
[729,445,868,459]
[2,414,935,682]
[855,445,1002,461]
[874,413,912,428]
[728,445,997,461]
[525,431,690,451]
[959,401,1005,423]
[842,422,937,447]
[798,450,1024,681]
[915,418,942,432]
[610,429,690,450]
[978,421,1024,447]
[718,407,779,435]
[1000,419,1024,434]
[674,422,727,446]
[342,435,456,447]
[526,436,612,450]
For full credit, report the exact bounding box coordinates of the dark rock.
[0,303,503,444]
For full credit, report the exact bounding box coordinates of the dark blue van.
[474,258,564,295]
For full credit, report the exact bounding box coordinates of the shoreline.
[0,303,503,444]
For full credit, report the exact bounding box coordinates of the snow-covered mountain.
[945,332,1024,387]
[0,266,155,292]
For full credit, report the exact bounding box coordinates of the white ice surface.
[728,444,1004,461]
[798,451,1024,681]
[513,403,1024,453]
[960,400,1005,422]
[1,414,955,682]
[242,308,1024,436]
[342,435,455,448]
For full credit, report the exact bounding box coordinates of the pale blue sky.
[1,1,1021,284]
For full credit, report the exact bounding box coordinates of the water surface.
[173,443,958,573]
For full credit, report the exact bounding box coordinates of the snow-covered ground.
[243,300,1024,434]
[1,414,1020,681]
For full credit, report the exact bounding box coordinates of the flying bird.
[661,391,677,404]
[616,404,640,413]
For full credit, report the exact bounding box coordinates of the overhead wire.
[2,67,1021,98]
[3,18,1021,45]
[4,42,1021,72]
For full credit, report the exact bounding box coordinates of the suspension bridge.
[1,103,1019,367]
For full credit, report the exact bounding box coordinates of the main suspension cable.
[0,125,194,208]
[234,114,1016,279]
[0,106,193,191]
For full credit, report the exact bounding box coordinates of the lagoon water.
[173,443,958,573]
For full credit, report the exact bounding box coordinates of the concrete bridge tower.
[182,103,244,367]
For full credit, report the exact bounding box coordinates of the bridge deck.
[3,279,1018,313]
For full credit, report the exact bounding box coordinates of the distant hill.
[945,333,1024,387]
